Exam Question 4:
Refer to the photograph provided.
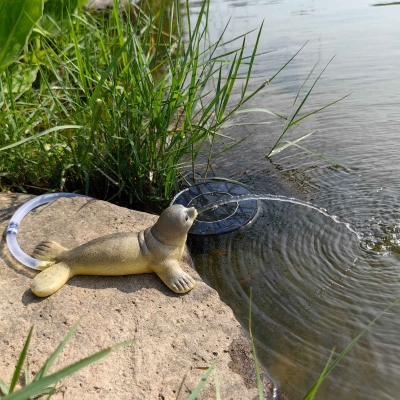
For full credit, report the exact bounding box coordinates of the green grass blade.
[268,42,308,83]
[175,370,189,400]
[234,107,287,120]
[268,57,341,157]
[2,339,134,400]
[249,289,264,400]
[111,0,128,69]
[24,367,29,386]
[186,359,217,400]
[88,38,131,107]
[152,0,166,67]
[34,319,82,381]
[9,327,34,393]
[0,125,86,152]
[214,371,221,400]
[292,60,319,107]
[285,142,344,167]
[241,21,264,98]
[211,134,251,159]
[303,297,400,399]
[0,378,9,395]
[68,13,88,95]
[268,130,316,156]
[220,122,272,128]
[44,386,57,399]
[287,56,335,126]
[303,348,335,400]
[289,93,351,127]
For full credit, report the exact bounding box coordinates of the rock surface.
[0,194,273,399]
[84,0,131,10]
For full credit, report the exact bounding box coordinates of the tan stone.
[0,194,273,399]
[84,0,131,10]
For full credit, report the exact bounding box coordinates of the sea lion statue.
[30,204,198,297]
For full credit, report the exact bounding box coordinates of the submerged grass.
[249,289,265,400]
[302,296,400,399]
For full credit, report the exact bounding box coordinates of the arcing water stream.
[197,193,360,238]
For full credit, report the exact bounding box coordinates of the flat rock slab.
[0,194,273,399]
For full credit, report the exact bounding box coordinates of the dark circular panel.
[170,181,259,235]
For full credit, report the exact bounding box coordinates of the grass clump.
[0,0,286,209]
[0,0,347,209]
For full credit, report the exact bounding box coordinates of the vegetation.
[0,0,345,210]
[3,298,399,399]
[0,0,273,209]
[0,0,382,399]
[0,319,133,400]
[0,1,355,395]
[0,319,217,400]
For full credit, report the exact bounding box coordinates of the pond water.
[186,0,400,399]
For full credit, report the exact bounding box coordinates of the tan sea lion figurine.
[30,204,198,297]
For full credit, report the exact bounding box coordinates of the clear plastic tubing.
[6,193,90,270]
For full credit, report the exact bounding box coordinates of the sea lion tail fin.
[31,262,72,297]
[33,240,68,262]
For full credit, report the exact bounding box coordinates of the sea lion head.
[151,204,197,244]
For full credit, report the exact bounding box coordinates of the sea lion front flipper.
[33,240,68,262]
[31,262,73,297]
[153,260,195,294]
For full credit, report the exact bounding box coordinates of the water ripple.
[190,196,400,398]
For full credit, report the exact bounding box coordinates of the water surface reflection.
[187,0,400,398]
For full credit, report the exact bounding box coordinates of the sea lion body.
[30,204,197,297]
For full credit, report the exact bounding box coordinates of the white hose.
[6,193,91,270]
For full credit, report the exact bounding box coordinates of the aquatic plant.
[233,56,350,162]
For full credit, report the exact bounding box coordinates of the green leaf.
[234,107,287,120]
[9,327,34,393]
[3,64,39,96]
[0,0,44,71]
[303,297,400,399]
[186,359,217,400]
[0,378,9,395]
[214,371,221,400]
[285,141,344,167]
[249,289,264,400]
[40,0,81,37]
[0,125,87,152]
[303,348,335,400]
[268,130,316,156]
[1,339,134,400]
[34,319,82,381]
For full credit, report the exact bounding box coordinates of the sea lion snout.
[152,204,197,241]
[186,206,198,221]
